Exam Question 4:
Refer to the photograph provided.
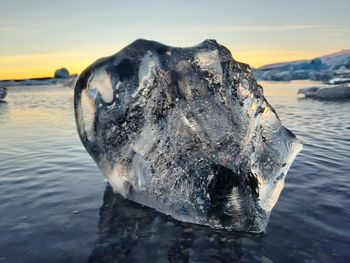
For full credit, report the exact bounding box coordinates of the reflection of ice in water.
[89,185,246,262]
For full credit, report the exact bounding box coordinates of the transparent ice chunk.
[74,39,302,233]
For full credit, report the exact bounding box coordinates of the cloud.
[193,24,345,33]
[0,26,41,33]
[0,26,19,32]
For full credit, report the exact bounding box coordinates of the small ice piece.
[74,39,302,233]
[54,67,70,78]
[298,84,350,100]
[0,87,7,101]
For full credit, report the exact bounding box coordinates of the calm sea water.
[0,80,349,262]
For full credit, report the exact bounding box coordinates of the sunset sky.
[1,0,350,80]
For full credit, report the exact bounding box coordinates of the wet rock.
[74,39,302,232]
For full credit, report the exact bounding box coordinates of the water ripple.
[0,82,349,262]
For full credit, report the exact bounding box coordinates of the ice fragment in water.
[0,87,7,101]
[74,39,302,233]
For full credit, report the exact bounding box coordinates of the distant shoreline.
[0,75,78,89]
[0,76,54,82]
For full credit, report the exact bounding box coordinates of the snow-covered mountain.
[254,50,350,81]
[317,49,350,68]
[259,49,350,70]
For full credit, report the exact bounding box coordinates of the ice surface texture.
[74,39,302,233]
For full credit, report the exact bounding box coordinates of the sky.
[0,0,350,80]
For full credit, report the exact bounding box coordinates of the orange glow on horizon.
[0,46,120,80]
[0,47,334,80]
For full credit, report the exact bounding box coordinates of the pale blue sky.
[1,0,349,79]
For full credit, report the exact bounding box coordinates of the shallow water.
[0,80,349,262]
